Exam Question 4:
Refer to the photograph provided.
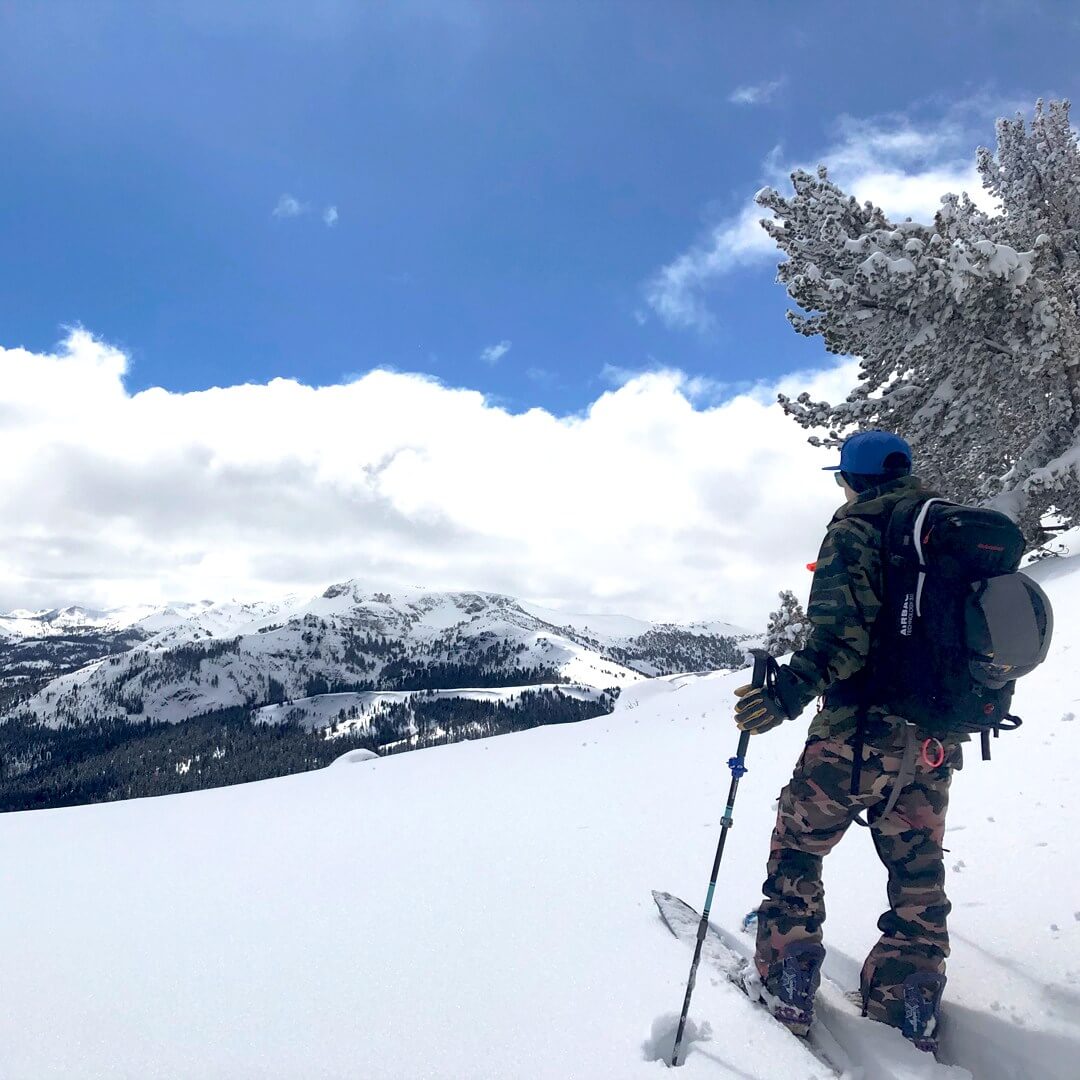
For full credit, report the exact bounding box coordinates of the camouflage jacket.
[776,474,939,741]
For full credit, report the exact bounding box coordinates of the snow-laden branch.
[758,100,1080,544]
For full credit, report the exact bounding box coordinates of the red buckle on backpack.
[921,738,946,768]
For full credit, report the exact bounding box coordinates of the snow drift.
[0,555,1077,1078]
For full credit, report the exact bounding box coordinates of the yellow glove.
[734,682,789,735]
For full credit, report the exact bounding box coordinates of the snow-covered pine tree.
[764,589,811,656]
[757,100,1080,543]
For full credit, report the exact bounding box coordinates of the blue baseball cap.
[822,430,912,475]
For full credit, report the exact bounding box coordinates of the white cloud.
[599,363,641,388]
[480,340,512,365]
[647,102,1004,331]
[644,203,775,330]
[272,194,309,218]
[0,330,861,627]
[273,195,341,228]
[600,363,731,403]
[729,79,785,106]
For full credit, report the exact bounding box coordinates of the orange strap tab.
[921,738,946,768]
[806,561,817,572]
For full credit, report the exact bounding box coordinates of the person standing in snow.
[733,430,954,1052]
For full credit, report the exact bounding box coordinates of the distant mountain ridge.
[0,597,301,643]
[0,597,302,712]
[0,581,751,810]
[4,581,750,731]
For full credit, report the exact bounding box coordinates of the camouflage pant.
[754,723,957,1031]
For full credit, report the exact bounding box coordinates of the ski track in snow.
[0,556,1078,1077]
[656,890,972,1080]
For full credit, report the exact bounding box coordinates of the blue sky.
[4,1,1078,415]
[4,2,1080,618]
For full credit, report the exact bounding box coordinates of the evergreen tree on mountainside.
[0,688,614,811]
[757,99,1080,543]
[763,590,811,656]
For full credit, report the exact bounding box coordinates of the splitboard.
[652,890,973,1080]
[653,890,844,1075]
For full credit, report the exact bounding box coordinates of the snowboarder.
[732,430,953,1052]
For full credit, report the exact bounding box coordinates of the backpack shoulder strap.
[881,494,927,586]
[883,495,953,617]
[911,497,951,570]
[883,495,941,562]
[847,495,926,801]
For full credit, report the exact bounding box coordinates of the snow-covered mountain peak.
[10,579,750,730]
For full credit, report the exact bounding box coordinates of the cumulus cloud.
[0,330,860,627]
[647,101,1006,331]
[729,79,785,106]
[272,194,309,218]
[480,340,512,365]
[323,205,339,227]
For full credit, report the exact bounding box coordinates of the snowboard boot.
[900,972,946,1053]
[743,942,825,1037]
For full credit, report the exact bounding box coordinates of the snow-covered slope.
[0,597,307,707]
[2,561,1074,1078]
[254,682,607,734]
[518,600,744,642]
[0,605,119,640]
[126,597,305,643]
[13,581,747,729]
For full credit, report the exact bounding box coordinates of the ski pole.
[669,649,767,1068]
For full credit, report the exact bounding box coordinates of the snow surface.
[1,559,1077,1078]
[330,748,380,765]
[518,600,746,641]
[254,683,606,733]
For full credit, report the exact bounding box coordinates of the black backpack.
[876,497,1054,751]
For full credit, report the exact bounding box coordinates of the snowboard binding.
[751,942,825,1037]
[901,971,946,1053]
